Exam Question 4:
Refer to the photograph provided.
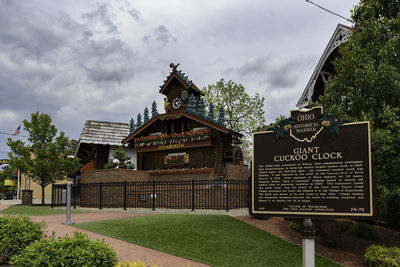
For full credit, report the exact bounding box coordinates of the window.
[164,152,189,165]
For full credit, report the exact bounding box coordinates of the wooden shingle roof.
[78,120,129,146]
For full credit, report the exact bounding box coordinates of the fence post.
[51,184,54,208]
[191,180,195,211]
[99,182,103,210]
[226,180,229,212]
[152,181,156,211]
[123,181,127,210]
[73,184,77,209]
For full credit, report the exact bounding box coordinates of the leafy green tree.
[321,0,400,220]
[203,79,266,162]
[104,147,135,169]
[7,112,80,205]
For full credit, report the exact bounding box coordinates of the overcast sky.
[0,0,359,156]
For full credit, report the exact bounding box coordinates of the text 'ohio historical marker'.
[252,106,374,218]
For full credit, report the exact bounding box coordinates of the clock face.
[172,97,182,109]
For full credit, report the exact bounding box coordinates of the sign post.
[62,178,75,225]
[252,106,374,266]
[302,218,315,267]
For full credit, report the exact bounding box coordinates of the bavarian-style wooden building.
[122,64,243,177]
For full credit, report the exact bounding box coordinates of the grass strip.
[0,204,82,216]
[75,214,341,267]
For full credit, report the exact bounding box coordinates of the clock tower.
[159,63,204,113]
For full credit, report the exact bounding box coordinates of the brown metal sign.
[252,107,374,218]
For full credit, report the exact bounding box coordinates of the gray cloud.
[143,25,176,50]
[228,56,302,89]
[0,0,141,140]
[127,8,141,21]
[0,0,359,155]
[78,38,136,83]
[82,3,118,34]
[237,57,271,76]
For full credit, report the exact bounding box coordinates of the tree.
[203,79,266,161]
[320,0,400,221]
[104,147,135,169]
[7,112,80,205]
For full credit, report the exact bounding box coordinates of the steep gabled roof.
[297,24,354,108]
[75,120,129,156]
[122,111,228,144]
[159,69,204,96]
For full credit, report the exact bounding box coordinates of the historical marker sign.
[252,106,374,218]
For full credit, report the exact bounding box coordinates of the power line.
[306,0,352,22]
[0,131,28,138]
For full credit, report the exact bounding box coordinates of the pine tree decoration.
[197,98,205,117]
[129,118,136,133]
[217,106,225,127]
[207,102,215,121]
[143,107,149,123]
[151,101,158,117]
[186,94,196,113]
[136,113,143,128]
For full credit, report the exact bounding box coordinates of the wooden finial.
[169,63,180,71]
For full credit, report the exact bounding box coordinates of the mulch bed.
[237,215,400,267]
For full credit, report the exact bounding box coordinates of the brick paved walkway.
[0,202,210,267]
[30,213,211,267]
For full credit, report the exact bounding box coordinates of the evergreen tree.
[151,101,158,117]
[143,107,150,123]
[186,94,196,113]
[197,98,205,117]
[217,106,225,127]
[136,113,143,128]
[129,118,135,133]
[207,102,215,121]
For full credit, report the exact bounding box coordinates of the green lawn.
[0,204,81,216]
[75,214,341,267]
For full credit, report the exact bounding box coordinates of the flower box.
[148,167,212,176]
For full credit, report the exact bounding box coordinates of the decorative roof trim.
[296,24,353,108]
[159,70,204,96]
[122,111,229,144]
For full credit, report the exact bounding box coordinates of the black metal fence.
[52,180,248,211]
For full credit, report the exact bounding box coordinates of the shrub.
[351,221,377,240]
[318,220,352,248]
[289,221,301,232]
[0,215,45,265]
[334,220,353,232]
[387,190,400,230]
[11,231,118,267]
[364,245,400,267]
[117,261,159,267]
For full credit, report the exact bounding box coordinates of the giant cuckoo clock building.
[122,64,246,179]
